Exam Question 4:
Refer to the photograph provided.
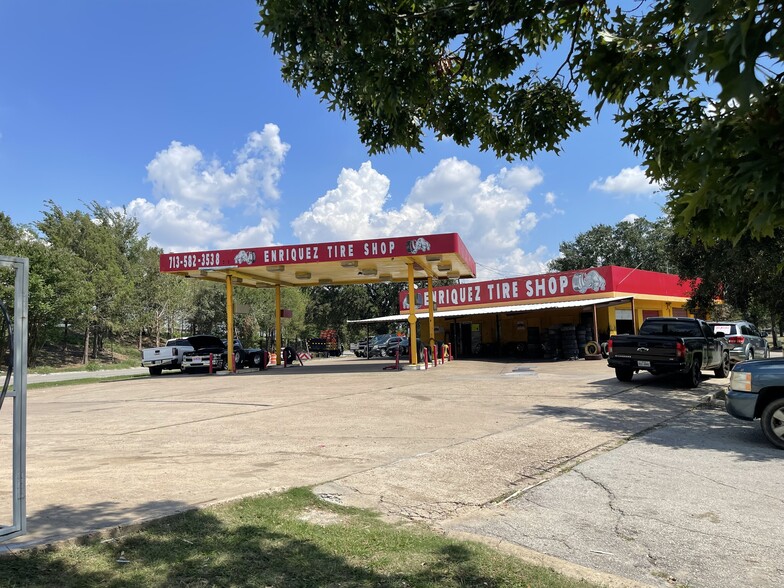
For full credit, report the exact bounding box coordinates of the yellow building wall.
[426,296,692,348]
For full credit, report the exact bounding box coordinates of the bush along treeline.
[0,202,407,368]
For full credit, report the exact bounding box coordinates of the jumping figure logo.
[572,270,606,294]
[406,237,431,254]
[234,250,256,265]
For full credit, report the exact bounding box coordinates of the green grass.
[29,357,141,375]
[25,374,149,390]
[0,488,597,588]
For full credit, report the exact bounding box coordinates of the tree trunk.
[63,321,69,363]
[83,325,90,364]
[772,312,779,349]
[138,327,143,350]
[155,314,160,347]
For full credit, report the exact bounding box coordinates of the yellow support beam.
[275,285,282,365]
[226,274,235,372]
[407,262,418,366]
[427,276,435,362]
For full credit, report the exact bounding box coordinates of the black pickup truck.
[607,317,730,387]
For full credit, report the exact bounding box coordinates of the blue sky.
[0,1,666,279]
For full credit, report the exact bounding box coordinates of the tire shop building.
[159,232,477,368]
[351,266,695,359]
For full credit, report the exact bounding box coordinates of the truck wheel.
[615,368,634,382]
[683,359,701,388]
[148,366,163,376]
[714,352,730,378]
[746,348,754,361]
[251,353,262,367]
[760,398,784,450]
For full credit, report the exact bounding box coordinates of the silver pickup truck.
[141,338,194,375]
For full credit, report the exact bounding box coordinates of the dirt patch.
[296,508,349,526]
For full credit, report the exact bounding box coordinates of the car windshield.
[638,321,703,337]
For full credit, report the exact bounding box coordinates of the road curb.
[445,530,656,588]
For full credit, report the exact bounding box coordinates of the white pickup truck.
[141,338,194,376]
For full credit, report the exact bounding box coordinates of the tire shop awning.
[347,296,634,324]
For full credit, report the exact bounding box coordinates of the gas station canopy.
[159,233,476,285]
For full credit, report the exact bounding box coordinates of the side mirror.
[760,331,768,337]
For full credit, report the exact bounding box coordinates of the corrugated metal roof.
[348,296,633,324]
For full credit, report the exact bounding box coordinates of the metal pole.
[0,256,28,541]
[275,285,282,365]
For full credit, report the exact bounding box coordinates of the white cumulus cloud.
[590,166,660,196]
[292,158,549,279]
[128,124,289,251]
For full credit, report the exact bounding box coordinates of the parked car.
[385,337,407,357]
[369,334,393,357]
[354,337,372,357]
[221,338,265,369]
[726,358,784,449]
[181,335,228,372]
[607,317,730,387]
[709,321,769,363]
[141,337,194,376]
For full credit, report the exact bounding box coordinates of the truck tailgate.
[611,337,680,363]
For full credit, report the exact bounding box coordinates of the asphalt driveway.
[1,355,781,587]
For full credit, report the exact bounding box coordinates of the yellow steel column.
[427,276,435,362]
[226,275,235,372]
[407,262,418,365]
[275,285,282,365]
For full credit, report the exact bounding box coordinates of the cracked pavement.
[2,356,782,588]
[445,403,784,588]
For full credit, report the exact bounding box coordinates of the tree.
[0,212,91,364]
[257,1,783,241]
[549,217,674,273]
[35,201,143,363]
[670,229,784,336]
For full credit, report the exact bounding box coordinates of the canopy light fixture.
[340,260,359,268]
[412,263,424,271]
[425,254,442,262]
[447,270,461,279]
[295,271,311,280]
[378,273,393,281]
[319,278,333,284]
[358,268,377,276]
[437,262,452,271]
[266,265,285,273]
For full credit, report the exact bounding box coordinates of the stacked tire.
[560,325,579,360]
[528,330,542,358]
[544,325,561,360]
[575,325,595,358]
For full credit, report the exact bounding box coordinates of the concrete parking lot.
[1,356,781,587]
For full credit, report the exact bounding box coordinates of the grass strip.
[23,374,149,390]
[0,488,597,588]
